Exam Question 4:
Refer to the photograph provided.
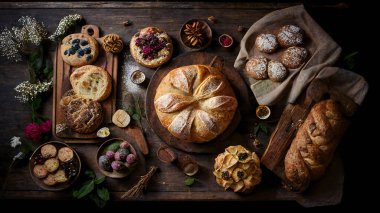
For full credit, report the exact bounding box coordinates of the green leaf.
[253,125,260,136]
[75,180,94,199]
[105,142,121,152]
[132,113,141,121]
[94,176,106,185]
[343,51,359,70]
[89,192,107,208]
[184,177,195,186]
[126,106,135,116]
[97,187,110,201]
[73,190,80,197]
[259,123,268,134]
[85,169,95,179]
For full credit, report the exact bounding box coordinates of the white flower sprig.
[0,16,47,62]
[49,14,83,41]
[14,80,52,103]
[10,136,22,148]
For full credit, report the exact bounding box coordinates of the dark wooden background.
[0,1,375,210]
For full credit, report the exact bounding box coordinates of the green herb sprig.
[254,122,268,136]
[184,177,199,186]
[73,170,110,208]
[126,95,143,127]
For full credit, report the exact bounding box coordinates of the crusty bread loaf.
[70,65,112,102]
[60,90,103,134]
[154,65,238,143]
[284,99,347,192]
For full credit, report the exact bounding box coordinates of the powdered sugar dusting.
[277,25,303,47]
[255,34,278,53]
[268,60,287,81]
[280,46,308,69]
[245,56,268,79]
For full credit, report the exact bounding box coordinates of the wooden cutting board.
[145,52,251,153]
[261,79,358,181]
[52,25,118,142]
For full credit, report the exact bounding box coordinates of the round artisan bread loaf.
[70,65,112,102]
[60,90,103,134]
[130,27,173,68]
[154,65,238,143]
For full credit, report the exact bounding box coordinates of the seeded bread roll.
[130,27,173,68]
[245,56,268,80]
[280,46,308,69]
[255,33,278,53]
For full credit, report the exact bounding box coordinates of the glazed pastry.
[60,90,103,134]
[60,33,99,67]
[245,56,268,80]
[277,25,304,47]
[130,27,173,68]
[58,147,74,162]
[284,100,348,192]
[41,144,57,158]
[102,33,124,53]
[154,65,237,143]
[43,174,57,186]
[280,46,308,69]
[213,145,261,193]
[255,33,278,53]
[267,60,288,82]
[70,65,112,102]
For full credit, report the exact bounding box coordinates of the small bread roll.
[280,46,308,69]
[33,165,48,179]
[277,25,304,47]
[245,56,268,80]
[255,33,278,53]
[112,109,131,128]
[44,158,59,173]
[268,60,288,82]
[58,147,74,163]
[41,144,57,158]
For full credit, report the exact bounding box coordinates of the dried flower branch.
[49,14,83,41]
[121,166,158,199]
[14,80,52,103]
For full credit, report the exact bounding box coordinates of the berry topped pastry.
[60,33,99,67]
[130,27,173,68]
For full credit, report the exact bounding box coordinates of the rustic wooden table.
[0,1,371,209]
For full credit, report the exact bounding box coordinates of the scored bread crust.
[130,27,173,68]
[154,65,238,143]
[70,65,112,102]
[60,90,103,134]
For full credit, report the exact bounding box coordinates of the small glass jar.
[218,34,233,48]
[256,105,271,120]
[130,70,146,85]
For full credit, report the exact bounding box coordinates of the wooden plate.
[146,52,251,153]
[52,25,118,142]
[29,141,81,191]
[96,138,141,178]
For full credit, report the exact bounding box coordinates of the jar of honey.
[256,105,271,120]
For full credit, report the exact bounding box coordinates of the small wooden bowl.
[180,19,212,51]
[29,141,81,191]
[96,138,139,178]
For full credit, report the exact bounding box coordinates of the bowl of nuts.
[180,19,212,51]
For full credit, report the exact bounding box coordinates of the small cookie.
[280,46,308,69]
[44,158,59,173]
[33,165,48,179]
[54,170,68,183]
[103,33,124,53]
[245,56,268,80]
[61,33,99,67]
[277,25,304,47]
[255,33,278,53]
[43,174,57,186]
[268,60,288,82]
[41,144,57,158]
[58,147,74,163]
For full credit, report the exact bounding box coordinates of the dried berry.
[238,152,248,161]
[80,40,88,46]
[221,171,230,180]
[135,33,166,60]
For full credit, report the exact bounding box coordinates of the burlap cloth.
[234,5,368,106]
